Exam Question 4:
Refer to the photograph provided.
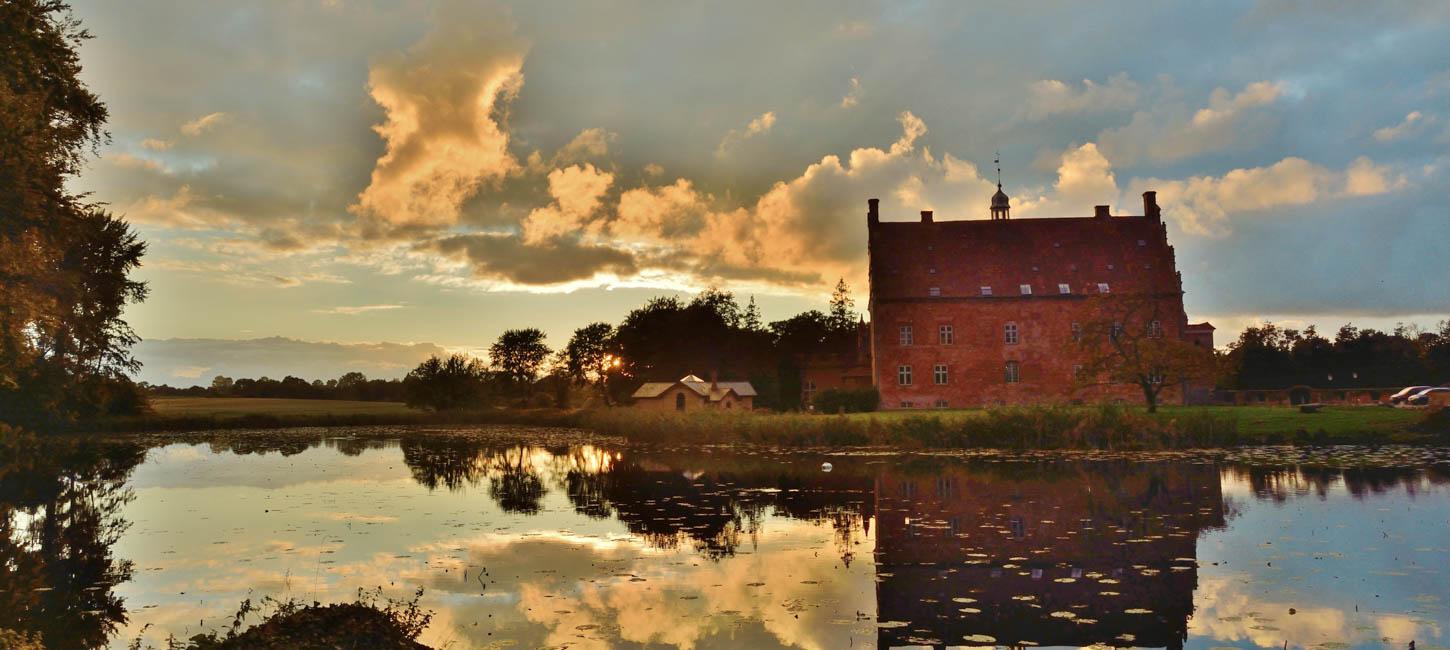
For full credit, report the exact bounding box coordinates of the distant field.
[147,396,414,417]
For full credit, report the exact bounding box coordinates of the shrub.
[811,388,880,414]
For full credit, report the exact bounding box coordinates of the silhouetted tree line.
[1222,321,1450,390]
[144,371,410,402]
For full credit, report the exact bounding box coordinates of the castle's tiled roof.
[868,213,1179,302]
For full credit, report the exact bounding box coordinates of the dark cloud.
[429,233,638,285]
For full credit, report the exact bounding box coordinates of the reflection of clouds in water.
[1189,575,1442,648]
[427,524,875,650]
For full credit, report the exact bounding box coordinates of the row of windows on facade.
[927,282,1111,298]
[897,320,1161,346]
[894,362,1164,389]
[895,361,1021,386]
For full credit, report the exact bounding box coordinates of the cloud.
[715,111,777,157]
[1097,81,1284,165]
[148,258,351,288]
[428,232,638,286]
[180,111,229,136]
[350,2,528,233]
[521,163,615,243]
[1130,155,1405,236]
[132,337,451,384]
[140,137,172,151]
[171,365,210,379]
[1023,73,1141,120]
[1373,110,1435,142]
[1013,142,1121,217]
[840,77,863,108]
[311,304,408,316]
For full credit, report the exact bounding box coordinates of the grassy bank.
[80,396,1445,448]
[86,396,582,433]
[583,404,1441,449]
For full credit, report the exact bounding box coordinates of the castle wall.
[867,194,1197,408]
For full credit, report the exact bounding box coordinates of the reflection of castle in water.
[873,460,1226,649]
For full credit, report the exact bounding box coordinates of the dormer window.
[928,267,937,274]
[1097,283,1110,293]
[1107,264,1115,271]
[1019,284,1032,295]
[928,287,941,297]
[980,286,993,296]
[1058,283,1071,295]
[1138,239,1147,247]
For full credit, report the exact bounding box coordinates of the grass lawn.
[840,404,1420,436]
[148,396,414,418]
[1152,405,1422,438]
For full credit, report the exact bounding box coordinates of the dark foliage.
[811,387,880,413]
[403,354,491,411]
[1,1,149,428]
[1223,320,1450,389]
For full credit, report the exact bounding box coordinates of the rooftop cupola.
[989,152,1010,220]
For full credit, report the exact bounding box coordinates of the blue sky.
[63,1,1450,384]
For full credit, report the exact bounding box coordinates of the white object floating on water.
[821,462,833,472]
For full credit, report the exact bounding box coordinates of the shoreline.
[63,399,1449,449]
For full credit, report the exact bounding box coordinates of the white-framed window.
[1071,322,1083,342]
[899,401,914,408]
[1110,322,1124,343]
[933,363,948,385]
[1004,322,1019,345]
[1058,283,1071,295]
[897,365,913,386]
[1148,320,1163,338]
[928,286,941,297]
[1072,364,1084,379]
[938,324,954,344]
[899,325,913,346]
[1005,361,1021,383]
[1107,264,1115,271]
[1138,239,1147,247]
[1097,282,1111,293]
[1019,283,1033,295]
[928,267,938,274]
[803,380,817,403]
[980,286,993,296]
[934,399,949,408]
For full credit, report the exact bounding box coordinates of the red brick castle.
[867,181,1213,409]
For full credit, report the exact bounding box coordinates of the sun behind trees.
[1069,292,1220,413]
[1,1,149,428]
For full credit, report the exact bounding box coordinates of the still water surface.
[4,426,1448,649]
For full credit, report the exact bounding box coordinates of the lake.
[2,426,1448,649]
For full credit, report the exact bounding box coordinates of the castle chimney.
[867,198,880,226]
[709,370,718,391]
[1142,191,1160,221]
[1094,205,1111,219]
[920,210,933,223]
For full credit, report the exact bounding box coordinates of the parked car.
[1390,385,1432,405]
[1407,387,1450,406]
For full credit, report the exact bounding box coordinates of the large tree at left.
[1,0,148,426]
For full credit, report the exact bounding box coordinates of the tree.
[828,278,857,334]
[403,354,489,411]
[489,329,551,395]
[1070,293,1219,413]
[1,1,148,425]
[743,296,763,332]
[209,376,234,395]
[561,322,621,405]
